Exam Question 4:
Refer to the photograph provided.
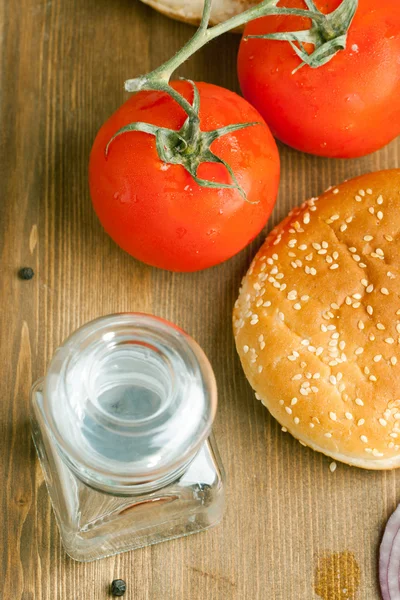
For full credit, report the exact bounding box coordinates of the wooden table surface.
[1,1,399,598]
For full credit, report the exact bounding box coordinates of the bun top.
[234,169,400,469]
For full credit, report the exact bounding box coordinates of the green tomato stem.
[125,0,331,91]
[112,0,358,198]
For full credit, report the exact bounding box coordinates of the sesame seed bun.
[233,169,400,469]
[138,0,257,28]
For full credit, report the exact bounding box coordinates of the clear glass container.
[31,313,225,562]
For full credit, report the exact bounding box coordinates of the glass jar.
[31,313,225,562]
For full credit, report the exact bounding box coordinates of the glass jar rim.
[42,313,217,492]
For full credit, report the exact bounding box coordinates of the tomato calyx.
[244,0,358,72]
[106,79,260,201]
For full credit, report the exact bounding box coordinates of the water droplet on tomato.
[176,227,187,239]
[113,192,120,200]
[320,142,327,148]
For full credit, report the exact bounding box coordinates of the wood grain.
[0,0,399,598]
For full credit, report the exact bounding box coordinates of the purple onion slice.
[380,504,400,600]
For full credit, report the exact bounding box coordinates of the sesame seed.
[385,338,394,345]
[257,366,263,373]
[355,195,362,202]
[287,290,297,300]
[278,312,285,321]
[385,235,394,242]
[357,419,365,426]
[366,284,374,293]
[355,347,364,355]
[381,288,389,295]
[291,262,297,269]
[298,244,307,250]
[301,295,310,302]
[355,398,364,406]
[272,254,278,260]
[331,214,339,221]
[316,347,324,356]
[260,341,266,350]
[390,433,398,439]
[373,449,384,457]
[330,264,339,270]
[329,462,337,473]
[374,355,382,363]
[361,279,368,286]
[291,397,298,406]
[370,375,377,382]
[377,195,383,205]
[391,357,398,366]
[352,255,360,262]
[340,225,347,232]
[379,418,387,427]
[281,427,287,433]
[329,412,337,421]
[333,189,339,194]
[345,413,353,420]
[263,301,272,308]
[377,211,383,220]
[369,207,375,215]
[285,407,292,415]
[279,399,284,405]
[377,323,385,331]
[293,303,301,311]
[310,268,317,275]
[294,417,300,425]
[243,345,249,354]
[360,435,368,443]
[367,305,373,315]
[358,321,364,330]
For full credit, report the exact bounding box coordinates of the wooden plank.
[0,0,398,598]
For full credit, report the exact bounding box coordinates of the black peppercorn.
[111,579,126,597]
[18,267,34,280]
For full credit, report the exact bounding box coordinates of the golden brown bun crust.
[234,170,400,469]
[138,0,258,28]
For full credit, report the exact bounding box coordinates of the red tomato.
[89,80,280,272]
[238,0,400,158]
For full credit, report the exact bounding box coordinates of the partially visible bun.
[139,0,258,28]
[234,170,400,469]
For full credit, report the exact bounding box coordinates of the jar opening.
[42,313,217,493]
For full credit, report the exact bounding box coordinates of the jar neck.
[42,313,217,495]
